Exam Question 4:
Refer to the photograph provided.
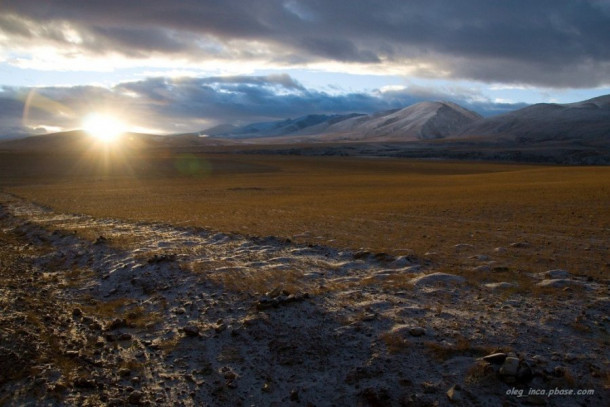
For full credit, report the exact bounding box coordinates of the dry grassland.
[1,149,609,406]
[2,151,608,278]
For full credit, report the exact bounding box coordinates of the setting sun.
[82,113,126,143]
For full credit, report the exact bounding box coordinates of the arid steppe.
[2,151,608,277]
[0,150,608,406]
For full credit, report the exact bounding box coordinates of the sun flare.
[82,113,127,143]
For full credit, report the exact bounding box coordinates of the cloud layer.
[2,0,610,87]
[0,74,525,138]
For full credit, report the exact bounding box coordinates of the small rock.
[403,265,422,273]
[51,382,67,393]
[360,387,391,405]
[409,327,426,337]
[106,318,128,331]
[409,272,466,287]
[374,252,394,262]
[73,377,96,388]
[454,243,474,251]
[266,286,283,298]
[517,364,533,383]
[89,321,102,331]
[564,353,577,362]
[509,242,530,248]
[392,255,416,267]
[499,356,520,379]
[354,250,372,259]
[290,389,300,402]
[482,352,507,365]
[127,390,145,405]
[539,269,570,279]
[147,253,176,264]
[493,247,506,253]
[119,368,131,377]
[219,366,235,379]
[72,308,83,318]
[183,324,200,337]
[531,355,547,365]
[536,279,581,288]
[362,313,376,322]
[94,236,108,245]
[484,282,517,290]
[471,254,490,261]
[256,292,309,310]
[446,384,462,402]
[64,350,79,358]
[262,382,271,393]
[553,366,566,377]
[256,297,277,310]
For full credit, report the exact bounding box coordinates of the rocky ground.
[0,192,608,406]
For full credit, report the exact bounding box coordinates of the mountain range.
[455,95,610,144]
[201,101,483,142]
[1,95,608,164]
[199,95,609,145]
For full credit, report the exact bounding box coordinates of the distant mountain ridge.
[200,96,610,145]
[456,95,610,143]
[202,101,482,142]
[321,101,482,141]
[203,113,366,139]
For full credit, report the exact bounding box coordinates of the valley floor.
[0,193,608,406]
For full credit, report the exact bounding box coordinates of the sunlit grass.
[3,153,609,280]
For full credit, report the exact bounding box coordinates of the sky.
[1,0,610,138]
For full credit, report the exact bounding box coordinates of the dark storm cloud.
[298,37,381,63]
[0,74,521,138]
[113,75,396,122]
[2,0,610,87]
[86,27,196,55]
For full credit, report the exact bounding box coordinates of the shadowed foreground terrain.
[0,151,608,406]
